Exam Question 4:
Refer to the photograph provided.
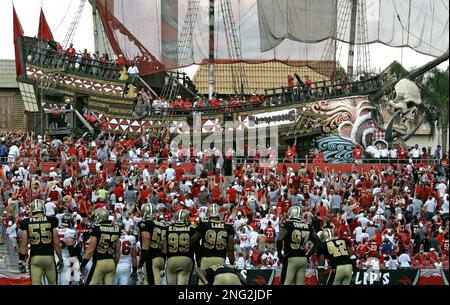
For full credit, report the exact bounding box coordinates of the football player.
[191,203,235,284]
[195,264,246,285]
[114,223,137,285]
[57,213,80,285]
[80,208,121,285]
[277,206,319,285]
[164,209,195,285]
[18,199,63,285]
[139,203,167,285]
[317,228,355,285]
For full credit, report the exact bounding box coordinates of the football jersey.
[368,241,379,257]
[165,223,196,258]
[317,238,353,268]
[19,215,59,257]
[281,220,314,257]
[139,220,167,258]
[57,227,77,258]
[443,239,449,255]
[89,222,120,261]
[195,220,235,258]
[118,235,137,266]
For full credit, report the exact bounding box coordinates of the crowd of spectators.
[353,142,446,165]
[0,129,448,274]
[28,40,129,80]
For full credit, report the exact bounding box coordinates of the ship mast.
[91,0,100,55]
[347,0,358,80]
[208,0,216,100]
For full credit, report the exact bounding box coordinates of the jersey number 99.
[168,233,190,253]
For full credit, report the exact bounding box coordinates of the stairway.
[0,204,19,272]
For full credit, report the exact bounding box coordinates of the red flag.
[38,8,54,41]
[13,5,24,76]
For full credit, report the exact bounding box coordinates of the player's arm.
[160,228,167,255]
[317,253,328,285]
[191,230,202,266]
[276,227,288,260]
[52,228,63,262]
[114,237,121,265]
[227,234,236,265]
[132,244,138,274]
[306,230,320,257]
[66,237,77,259]
[229,204,238,221]
[346,240,357,270]
[18,229,28,272]
[195,267,209,285]
[139,231,151,268]
[190,231,201,246]
[80,235,97,270]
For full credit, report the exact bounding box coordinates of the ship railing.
[4,235,19,269]
[25,46,125,83]
[43,108,94,134]
[264,76,383,105]
[2,156,442,168]
[147,76,383,116]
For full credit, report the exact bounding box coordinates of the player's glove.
[80,258,89,274]
[18,253,27,273]
[18,261,27,273]
[139,249,150,268]
[56,258,64,271]
[131,266,138,280]
[277,252,284,262]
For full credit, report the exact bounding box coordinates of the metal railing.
[25,43,385,119]
[26,47,123,82]
[3,236,19,270]
[3,155,442,167]
[44,108,94,134]
[148,76,383,116]
[264,76,383,104]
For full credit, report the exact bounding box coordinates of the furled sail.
[258,0,449,57]
[97,0,337,76]
[97,0,448,77]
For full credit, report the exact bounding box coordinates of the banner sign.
[240,269,275,285]
[242,109,298,128]
[351,269,420,285]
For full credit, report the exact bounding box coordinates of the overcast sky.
[1,0,448,77]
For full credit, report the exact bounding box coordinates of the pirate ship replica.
[13,0,449,161]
